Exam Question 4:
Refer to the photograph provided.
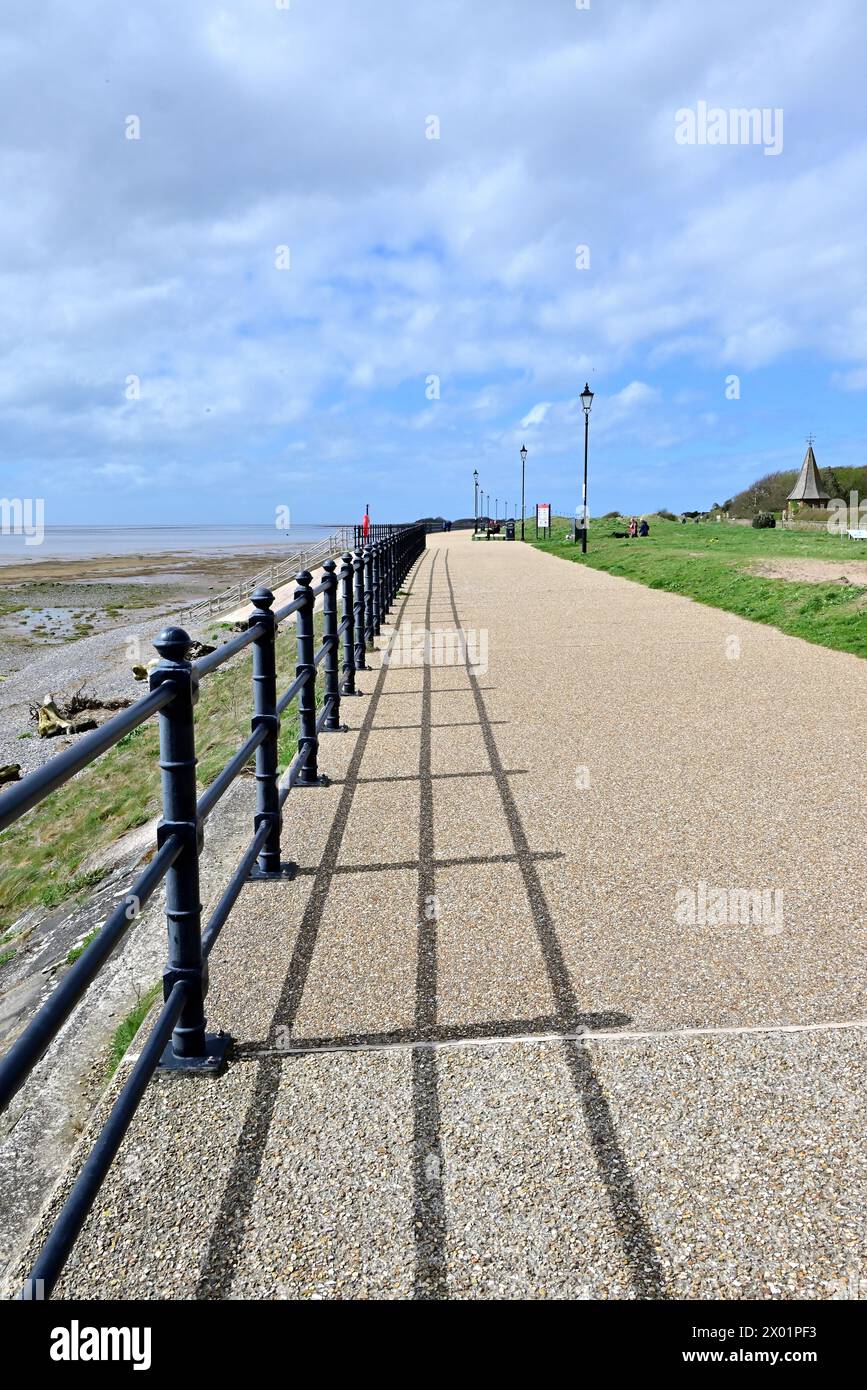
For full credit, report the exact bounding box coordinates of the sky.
[1,0,866,526]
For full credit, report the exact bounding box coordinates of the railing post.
[363,545,375,649]
[385,532,394,611]
[372,541,382,636]
[340,551,361,694]
[150,627,228,1073]
[248,587,295,880]
[353,547,368,671]
[385,536,392,620]
[321,559,347,732]
[295,570,327,787]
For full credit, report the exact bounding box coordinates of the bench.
[846,529,867,540]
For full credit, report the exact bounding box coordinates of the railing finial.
[154,626,192,664]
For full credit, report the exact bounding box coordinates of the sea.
[0,524,345,564]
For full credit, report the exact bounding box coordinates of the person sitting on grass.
[628,516,638,538]
[639,517,649,537]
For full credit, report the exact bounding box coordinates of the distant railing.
[352,520,446,549]
[183,526,353,626]
[0,524,427,1298]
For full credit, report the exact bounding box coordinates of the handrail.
[0,523,428,1297]
[182,526,353,625]
[27,981,189,1295]
[0,833,183,1113]
[0,685,177,834]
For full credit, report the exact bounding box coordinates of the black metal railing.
[352,520,446,549]
[0,523,427,1298]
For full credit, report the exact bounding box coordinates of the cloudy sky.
[2,0,866,526]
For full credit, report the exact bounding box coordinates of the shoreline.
[0,537,346,775]
[0,543,312,587]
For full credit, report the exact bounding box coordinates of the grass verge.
[528,516,867,660]
[0,620,324,931]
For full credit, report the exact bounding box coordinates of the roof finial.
[806,432,815,447]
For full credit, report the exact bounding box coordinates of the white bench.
[846,529,867,540]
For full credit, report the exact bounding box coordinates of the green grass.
[106,983,162,1077]
[0,949,14,968]
[40,868,109,913]
[527,516,867,659]
[66,927,99,965]
[0,621,324,931]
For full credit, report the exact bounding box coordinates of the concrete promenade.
[13,529,867,1300]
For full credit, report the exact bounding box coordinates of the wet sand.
[0,544,296,588]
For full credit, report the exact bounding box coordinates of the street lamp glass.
[520,445,527,462]
[580,383,594,413]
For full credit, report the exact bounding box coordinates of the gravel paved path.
[8,530,867,1300]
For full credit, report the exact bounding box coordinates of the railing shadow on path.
[196,545,667,1301]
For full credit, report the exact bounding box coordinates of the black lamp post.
[520,444,527,540]
[579,382,594,554]
[473,469,479,531]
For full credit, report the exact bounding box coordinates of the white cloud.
[0,0,865,519]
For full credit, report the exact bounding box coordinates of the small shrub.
[752,512,776,529]
[107,983,162,1077]
[66,928,99,965]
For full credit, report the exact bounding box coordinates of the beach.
[0,527,346,775]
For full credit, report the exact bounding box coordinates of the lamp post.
[473,469,479,531]
[520,444,527,540]
[579,382,594,554]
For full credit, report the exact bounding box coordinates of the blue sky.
[1,0,866,525]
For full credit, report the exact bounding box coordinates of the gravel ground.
[7,531,867,1299]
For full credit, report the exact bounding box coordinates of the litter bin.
[505,519,515,541]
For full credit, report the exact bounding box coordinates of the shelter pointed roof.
[787,445,829,502]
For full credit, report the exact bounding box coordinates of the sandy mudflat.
[0,543,295,586]
[0,544,297,774]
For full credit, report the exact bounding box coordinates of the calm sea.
[0,524,345,563]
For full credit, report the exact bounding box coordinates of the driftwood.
[35,697,96,738]
[0,764,21,785]
[29,686,131,738]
